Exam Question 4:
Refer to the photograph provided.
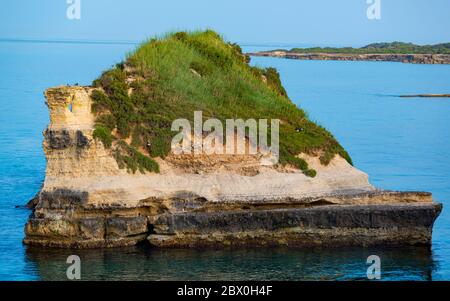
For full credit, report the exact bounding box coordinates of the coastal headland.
[248,42,450,64]
[248,51,450,65]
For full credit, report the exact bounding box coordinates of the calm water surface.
[0,42,449,280]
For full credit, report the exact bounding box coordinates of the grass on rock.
[91,30,352,176]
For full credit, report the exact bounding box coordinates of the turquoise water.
[0,42,449,280]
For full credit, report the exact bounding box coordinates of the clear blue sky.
[1,0,449,46]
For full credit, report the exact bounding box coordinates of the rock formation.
[248,51,450,64]
[24,86,442,248]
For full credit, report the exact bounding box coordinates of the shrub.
[303,169,317,178]
[115,141,159,174]
[91,90,111,113]
[284,156,309,171]
[93,126,113,149]
[96,114,116,131]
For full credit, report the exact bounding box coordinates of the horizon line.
[0,37,312,47]
[1,37,448,48]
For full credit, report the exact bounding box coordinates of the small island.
[24,32,442,249]
[248,42,450,64]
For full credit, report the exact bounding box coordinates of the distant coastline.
[248,42,450,64]
[400,94,450,98]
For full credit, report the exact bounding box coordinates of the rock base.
[149,203,442,248]
[24,190,442,249]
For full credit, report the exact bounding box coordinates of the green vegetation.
[91,30,352,176]
[93,126,113,149]
[289,42,450,54]
[113,141,160,174]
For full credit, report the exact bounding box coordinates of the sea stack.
[24,31,441,248]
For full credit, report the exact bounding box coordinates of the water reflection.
[25,243,436,281]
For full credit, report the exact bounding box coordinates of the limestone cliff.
[24,86,442,248]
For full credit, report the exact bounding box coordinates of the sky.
[1,0,450,46]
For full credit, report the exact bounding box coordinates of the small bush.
[96,114,116,131]
[134,150,160,173]
[174,31,188,41]
[115,141,159,173]
[93,126,113,149]
[285,156,309,171]
[91,90,111,113]
[303,169,317,178]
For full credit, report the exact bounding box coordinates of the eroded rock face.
[42,88,122,181]
[24,86,442,248]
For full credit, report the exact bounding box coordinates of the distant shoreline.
[400,94,450,98]
[248,51,450,65]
